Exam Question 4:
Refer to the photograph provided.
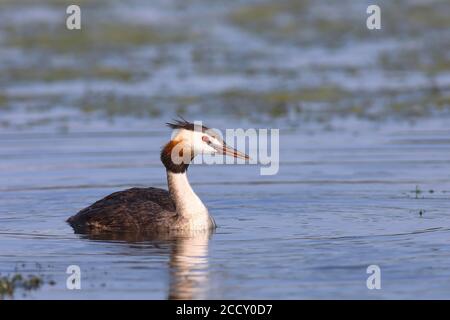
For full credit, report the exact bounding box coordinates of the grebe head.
[161,119,249,173]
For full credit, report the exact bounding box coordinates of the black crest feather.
[166,117,210,132]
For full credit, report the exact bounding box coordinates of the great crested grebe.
[67,119,249,234]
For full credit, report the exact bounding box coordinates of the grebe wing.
[67,187,177,233]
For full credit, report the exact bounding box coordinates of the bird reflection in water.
[80,229,213,300]
[168,230,211,300]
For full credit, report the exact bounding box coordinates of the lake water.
[1,0,450,299]
[1,116,450,299]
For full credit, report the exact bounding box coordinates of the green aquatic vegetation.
[229,0,371,46]
[217,87,357,120]
[230,0,450,47]
[378,49,422,72]
[6,65,137,83]
[389,102,428,118]
[379,46,450,75]
[229,1,310,41]
[5,67,79,82]
[296,87,348,102]
[230,3,288,28]
[421,58,450,75]
[0,274,43,299]
[80,94,162,117]
[384,90,450,119]
[98,24,193,46]
[269,104,288,117]
[0,94,7,108]
[407,4,450,29]
[221,87,347,104]
[175,96,200,106]
[41,68,79,82]
[6,26,89,53]
[434,95,450,109]
[6,23,194,53]
[216,87,350,119]
[348,105,365,117]
[415,185,422,199]
[91,67,135,82]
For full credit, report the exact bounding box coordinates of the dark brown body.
[67,187,179,233]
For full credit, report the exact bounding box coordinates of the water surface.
[1,0,450,299]
[1,117,450,299]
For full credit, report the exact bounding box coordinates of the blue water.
[1,117,450,299]
[1,0,450,299]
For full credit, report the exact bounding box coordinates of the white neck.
[167,170,212,229]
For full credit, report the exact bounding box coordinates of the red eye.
[202,136,210,143]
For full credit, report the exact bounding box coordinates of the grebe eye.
[202,136,211,144]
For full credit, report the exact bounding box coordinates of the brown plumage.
[67,187,178,233]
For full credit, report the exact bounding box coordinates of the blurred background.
[1,0,450,300]
[1,0,450,127]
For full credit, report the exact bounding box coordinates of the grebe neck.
[166,170,208,220]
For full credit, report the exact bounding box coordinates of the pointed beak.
[220,144,250,160]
